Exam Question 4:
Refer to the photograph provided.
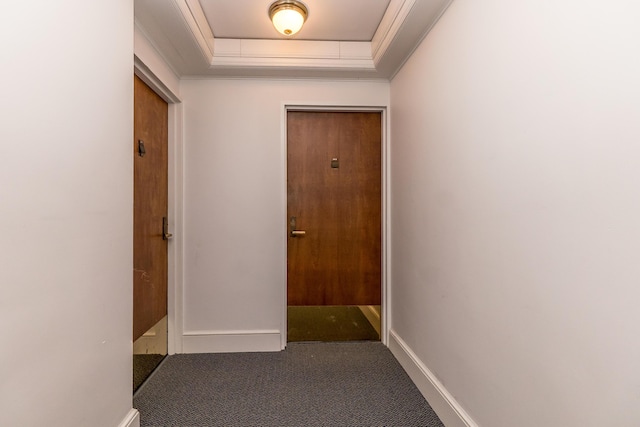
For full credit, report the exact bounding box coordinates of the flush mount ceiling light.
[269,0,308,36]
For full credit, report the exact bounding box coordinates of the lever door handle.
[289,216,306,238]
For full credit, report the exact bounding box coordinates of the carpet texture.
[134,341,444,427]
[287,306,380,342]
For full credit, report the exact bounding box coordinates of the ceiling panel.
[200,0,391,41]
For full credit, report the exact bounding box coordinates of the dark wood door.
[133,75,168,341]
[287,111,381,306]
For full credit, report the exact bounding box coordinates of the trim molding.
[118,409,140,427]
[280,104,390,349]
[134,56,181,104]
[371,0,415,65]
[359,306,381,336]
[182,330,281,353]
[210,39,375,71]
[211,55,375,71]
[388,330,477,427]
[167,102,185,354]
[173,0,214,62]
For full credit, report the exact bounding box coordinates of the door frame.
[134,58,183,355]
[281,104,390,348]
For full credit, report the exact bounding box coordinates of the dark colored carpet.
[288,306,379,342]
[133,341,444,427]
[134,354,166,392]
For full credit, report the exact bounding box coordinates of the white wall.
[390,1,640,426]
[180,78,389,352]
[0,2,136,426]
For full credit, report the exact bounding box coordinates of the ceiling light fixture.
[269,0,308,36]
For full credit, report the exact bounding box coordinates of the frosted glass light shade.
[269,1,308,36]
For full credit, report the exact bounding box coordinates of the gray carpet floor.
[134,341,444,427]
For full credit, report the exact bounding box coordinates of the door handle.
[289,216,306,237]
[162,217,173,240]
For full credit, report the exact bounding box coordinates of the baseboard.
[388,330,477,427]
[182,330,281,353]
[118,409,140,427]
[358,305,381,335]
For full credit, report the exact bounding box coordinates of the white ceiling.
[203,0,390,41]
[134,0,453,79]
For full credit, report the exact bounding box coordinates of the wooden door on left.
[133,75,168,342]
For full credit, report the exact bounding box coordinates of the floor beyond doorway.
[133,316,167,392]
[287,306,380,342]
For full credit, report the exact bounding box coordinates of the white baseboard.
[118,409,140,427]
[358,305,381,335]
[182,330,281,353]
[388,330,477,427]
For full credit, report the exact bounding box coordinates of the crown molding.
[154,0,453,77]
[210,39,374,71]
[371,0,416,66]
[173,0,214,63]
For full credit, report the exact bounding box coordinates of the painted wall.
[390,1,640,426]
[0,2,136,426]
[180,78,389,352]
